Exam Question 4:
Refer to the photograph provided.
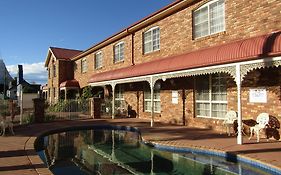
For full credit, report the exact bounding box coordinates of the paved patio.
[0,118,280,174]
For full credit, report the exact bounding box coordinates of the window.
[53,65,56,77]
[115,86,125,109]
[143,27,160,54]
[144,89,161,113]
[81,58,87,73]
[94,52,102,69]
[53,87,56,98]
[114,42,124,63]
[48,68,50,79]
[193,0,225,39]
[195,73,227,119]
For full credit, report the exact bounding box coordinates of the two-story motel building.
[43,0,281,144]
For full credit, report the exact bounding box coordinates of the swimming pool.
[34,126,277,175]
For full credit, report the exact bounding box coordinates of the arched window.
[143,26,160,54]
[114,42,124,63]
[193,0,225,39]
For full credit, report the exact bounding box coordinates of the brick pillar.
[91,97,101,119]
[33,98,45,123]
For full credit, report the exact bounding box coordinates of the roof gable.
[44,47,82,67]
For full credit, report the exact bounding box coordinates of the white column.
[112,84,115,119]
[150,77,155,127]
[236,64,243,145]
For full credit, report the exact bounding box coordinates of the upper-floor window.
[81,58,87,73]
[48,68,50,79]
[53,64,56,77]
[94,52,102,69]
[143,27,160,54]
[193,0,225,39]
[114,42,124,63]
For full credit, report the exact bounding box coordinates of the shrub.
[0,101,10,117]
[23,113,34,124]
[44,114,56,122]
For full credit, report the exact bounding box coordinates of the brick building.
[44,47,82,104]
[44,0,281,144]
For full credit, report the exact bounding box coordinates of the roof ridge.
[50,46,83,52]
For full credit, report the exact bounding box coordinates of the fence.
[100,98,129,118]
[46,99,92,121]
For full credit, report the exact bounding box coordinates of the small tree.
[81,86,93,99]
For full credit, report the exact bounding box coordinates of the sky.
[0,0,174,85]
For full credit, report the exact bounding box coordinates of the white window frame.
[81,58,87,73]
[144,89,161,113]
[94,51,103,69]
[193,0,225,39]
[114,42,124,63]
[195,74,227,119]
[143,26,160,54]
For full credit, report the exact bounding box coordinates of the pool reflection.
[36,129,270,175]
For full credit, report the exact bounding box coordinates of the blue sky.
[0,0,174,84]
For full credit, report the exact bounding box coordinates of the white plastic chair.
[249,113,270,142]
[223,110,237,136]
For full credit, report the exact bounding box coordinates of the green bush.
[23,113,34,124]
[47,100,70,112]
[44,114,56,122]
[47,99,89,114]
[0,101,10,117]
[81,86,93,99]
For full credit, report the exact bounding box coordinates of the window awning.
[60,80,80,89]
[89,31,281,84]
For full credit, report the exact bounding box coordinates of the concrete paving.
[0,118,280,174]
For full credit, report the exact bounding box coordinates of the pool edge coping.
[27,124,281,175]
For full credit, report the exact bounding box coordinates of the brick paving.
[0,118,280,174]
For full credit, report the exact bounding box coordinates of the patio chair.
[249,113,269,142]
[223,110,237,136]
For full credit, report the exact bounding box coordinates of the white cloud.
[6,62,47,85]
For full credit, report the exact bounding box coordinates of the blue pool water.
[35,127,277,175]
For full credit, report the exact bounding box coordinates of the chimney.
[18,65,23,85]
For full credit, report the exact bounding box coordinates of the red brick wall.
[47,56,59,103]
[59,60,74,83]
[74,35,133,88]
[133,0,281,64]
[122,67,281,132]
[73,0,281,88]
[241,67,281,120]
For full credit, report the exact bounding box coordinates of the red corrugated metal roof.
[50,47,82,60]
[89,31,281,84]
[60,80,80,88]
